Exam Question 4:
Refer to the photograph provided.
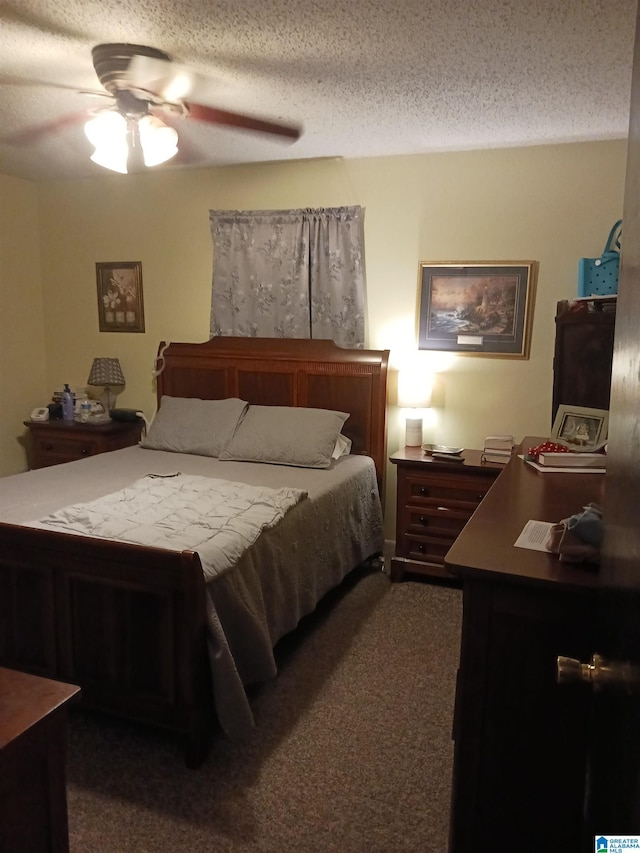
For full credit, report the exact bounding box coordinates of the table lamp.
[397,368,432,447]
[87,357,125,413]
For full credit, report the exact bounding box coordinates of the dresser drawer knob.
[419,516,427,525]
[417,543,425,552]
[81,448,89,455]
[419,487,427,496]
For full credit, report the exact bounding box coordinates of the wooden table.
[445,440,604,853]
[0,668,80,852]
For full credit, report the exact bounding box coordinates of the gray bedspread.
[1,447,384,737]
[27,473,307,581]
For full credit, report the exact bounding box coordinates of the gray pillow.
[141,396,248,457]
[219,405,349,468]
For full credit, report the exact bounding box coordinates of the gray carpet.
[66,569,462,852]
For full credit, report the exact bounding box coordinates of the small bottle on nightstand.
[62,384,74,421]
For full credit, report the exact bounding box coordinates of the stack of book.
[481,434,515,464]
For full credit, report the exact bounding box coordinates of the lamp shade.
[138,115,178,167]
[397,367,432,447]
[87,357,125,388]
[85,111,129,174]
[397,369,432,409]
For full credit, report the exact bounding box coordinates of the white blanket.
[29,473,307,581]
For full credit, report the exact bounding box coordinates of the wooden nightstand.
[24,418,143,469]
[389,447,503,582]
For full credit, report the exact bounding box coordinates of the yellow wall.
[1,140,627,538]
[0,174,47,471]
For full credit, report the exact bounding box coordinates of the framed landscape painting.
[417,261,537,358]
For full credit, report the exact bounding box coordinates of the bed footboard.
[0,522,213,767]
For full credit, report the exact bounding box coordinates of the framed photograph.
[96,261,145,333]
[417,261,537,358]
[550,405,609,451]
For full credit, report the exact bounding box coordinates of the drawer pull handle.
[419,487,428,496]
[81,448,89,455]
[419,516,427,525]
[417,543,425,552]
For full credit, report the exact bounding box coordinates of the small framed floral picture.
[96,261,145,333]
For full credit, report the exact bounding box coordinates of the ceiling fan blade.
[0,75,78,92]
[2,111,89,146]
[185,102,301,140]
[0,75,110,100]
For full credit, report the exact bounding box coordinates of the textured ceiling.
[0,0,636,181]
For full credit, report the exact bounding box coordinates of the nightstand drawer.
[32,435,97,465]
[398,509,468,563]
[406,474,493,508]
[406,506,471,536]
[403,532,454,566]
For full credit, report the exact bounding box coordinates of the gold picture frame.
[96,261,145,333]
[417,261,537,358]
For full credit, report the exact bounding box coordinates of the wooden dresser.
[24,418,143,469]
[552,298,616,422]
[445,441,603,852]
[389,447,502,581]
[0,667,80,853]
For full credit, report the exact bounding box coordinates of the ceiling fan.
[6,43,302,173]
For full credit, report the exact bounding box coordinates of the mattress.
[0,447,383,737]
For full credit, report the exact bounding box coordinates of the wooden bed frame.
[0,338,389,766]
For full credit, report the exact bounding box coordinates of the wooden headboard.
[156,337,389,492]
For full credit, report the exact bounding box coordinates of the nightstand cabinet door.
[390,448,501,582]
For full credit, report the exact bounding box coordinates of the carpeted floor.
[66,568,462,852]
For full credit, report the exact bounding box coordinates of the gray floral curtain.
[209,206,366,347]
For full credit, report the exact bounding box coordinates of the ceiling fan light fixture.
[83,110,177,173]
[85,111,129,173]
[89,145,128,174]
[138,115,178,167]
[84,110,126,147]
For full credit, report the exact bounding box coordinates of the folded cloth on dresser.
[27,473,307,581]
[545,502,603,565]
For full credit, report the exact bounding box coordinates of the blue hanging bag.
[577,219,622,297]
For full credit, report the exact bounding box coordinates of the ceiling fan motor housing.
[91,44,170,95]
